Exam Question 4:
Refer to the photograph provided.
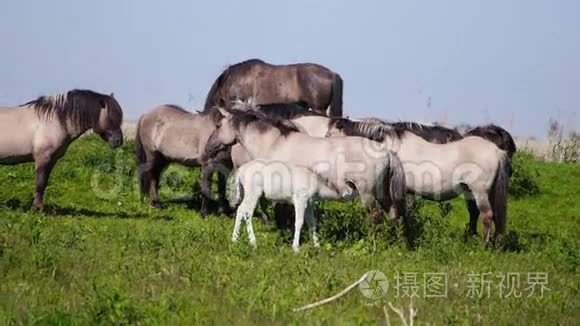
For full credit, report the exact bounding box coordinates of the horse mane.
[360,117,392,124]
[388,121,463,142]
[330,118,405,142]
[228,98,258,111]
[229,109,300,136]
[21,89,122,130]
[465,124,517,156]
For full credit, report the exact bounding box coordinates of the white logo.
[359,270,389,299]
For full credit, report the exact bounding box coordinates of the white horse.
[228,159,356,252]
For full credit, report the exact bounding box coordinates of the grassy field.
[0,136,578,325]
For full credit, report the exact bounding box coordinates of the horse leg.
[232,195,254,242]
[199,165,214,217]
[465,194,480,235]
[244,195,260,248]
[33,154,55,211]
[216,171,231,215]
[360,192,385,224]
[149,156,166,209]
[305,202,319,248]
[258,197,270,224]
[291,196,307,252]
[472,191,494,243]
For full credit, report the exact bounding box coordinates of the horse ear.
[110,92,115,98]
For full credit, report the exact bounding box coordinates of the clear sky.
[1,0,578,137]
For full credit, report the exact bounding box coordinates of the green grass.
[0,136,578,325]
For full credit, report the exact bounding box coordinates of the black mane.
[465,124,517,157]
[22,89,122,130]
[330,118,406,142]
[389,121,463,144]
[230,110,300,136]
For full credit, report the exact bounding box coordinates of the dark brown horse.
[0,89,124,210]
[203,59,344,117]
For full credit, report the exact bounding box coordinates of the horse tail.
[491,152,510,235]
[384,151,407,216]
[203,70,226,111]
[135,117,148,200]
[226,168,243,208]
[328,73,343,117]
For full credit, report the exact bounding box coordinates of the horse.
[200,102,323,223]
[205,108,408,227]
[0,89,124,210]
[203,59,344,117]
[381,122,517,159]
[326,119,510,242]
[228,159,357,252]
[135,104,228,215]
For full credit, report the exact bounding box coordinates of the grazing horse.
[326,119,510,242]
[205,108,408,226]
[228,160,357,252]
[203,59,344,117]
[0,89,124,210]
[374,121,516,159]
[135,104,227,215]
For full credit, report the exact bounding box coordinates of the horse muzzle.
[108,134,123,148]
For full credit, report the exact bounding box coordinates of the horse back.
[138,105,215,165]
[0,106,64,163]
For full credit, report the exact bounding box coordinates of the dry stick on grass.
[384,300,418,326]
[293,273,369,312]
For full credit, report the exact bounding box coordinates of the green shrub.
[509,150,540,197]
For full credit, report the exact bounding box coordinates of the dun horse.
[228,160,357,252]
[0,89,124,210]
[203,59,344,117]
[205,108,407,226]
[383,122,517,159]
[326,119,510,242]
[135,104,227,215]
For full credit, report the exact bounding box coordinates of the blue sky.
[1,0,578,137]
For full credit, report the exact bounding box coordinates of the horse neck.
[293,116,330,137]
[64,119,93,140]
[237,128,281,158]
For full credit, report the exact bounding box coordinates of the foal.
[228,160,356,252]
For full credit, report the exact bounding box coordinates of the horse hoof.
[151,202,163,209]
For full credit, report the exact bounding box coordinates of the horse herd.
[0,59,516,252]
